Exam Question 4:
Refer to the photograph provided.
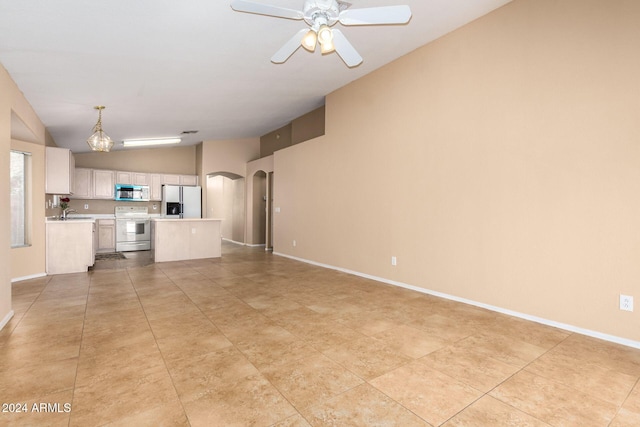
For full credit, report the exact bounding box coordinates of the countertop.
[46,217,96,223]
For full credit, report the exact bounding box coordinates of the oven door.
[116,219,150,251]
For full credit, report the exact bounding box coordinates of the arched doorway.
[206,172,245,244]
[252,171,267,246]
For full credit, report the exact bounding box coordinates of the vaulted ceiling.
[0,0,511,152]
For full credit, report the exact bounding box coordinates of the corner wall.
[273,0,640,343]
[1,64,48,329]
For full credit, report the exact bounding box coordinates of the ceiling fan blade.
[271,29,308,64]
[339,5,411,25]
[331,29,362,68]
[231,0,304,20]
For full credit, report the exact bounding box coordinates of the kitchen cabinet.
[116,171,132,184]
[93,170,115,199]
[150,174,163,201]
[180,175,198,186]
[152,218,221,262]
[46,219,95,274]
[45,147,75,194]
[162,174,181,185]
[73,168,92,199]
[70,167,196,200]
[116,171,149,185]
[97,218,116,253]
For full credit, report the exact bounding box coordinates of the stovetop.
[115,206,150,218]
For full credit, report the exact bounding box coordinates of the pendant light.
[86,106,114,152]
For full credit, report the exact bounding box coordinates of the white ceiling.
[0,0,511,153]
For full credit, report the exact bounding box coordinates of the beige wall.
[261,124,292,158]
[75,145,197,174]
[206,175,245,243]
[273,0,640,343]
[292,106,325,145]
[200,138,260,240]
[1,64,48,330]
[260,106,326,158]
[246,156,274,245]
[10,140,46,280]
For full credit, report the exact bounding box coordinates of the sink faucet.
[61,208,77,220]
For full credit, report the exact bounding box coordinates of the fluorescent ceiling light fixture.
[122,138,182,147]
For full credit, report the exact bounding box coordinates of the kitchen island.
[46,218,96,274]
[151,218,222,262]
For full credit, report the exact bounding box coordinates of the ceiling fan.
[230,0,412,67]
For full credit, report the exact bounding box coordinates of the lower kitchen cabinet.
[97,218,116,253]
[46,220,96,274]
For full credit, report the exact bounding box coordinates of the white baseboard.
[11,273,47,283]
[222,238,267,248]
[0,310,15,331]
[222,238,246,246]
[274,252,640,350]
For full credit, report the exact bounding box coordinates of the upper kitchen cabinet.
[116,171,149,186]
[73,168,92,199]
[93,169,115,199]
[45,147,75,194]
[162,174,181,185]
[180,175,198,186]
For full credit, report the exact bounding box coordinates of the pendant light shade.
[87,106,114,152]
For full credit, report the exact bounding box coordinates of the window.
[10,150,31,248]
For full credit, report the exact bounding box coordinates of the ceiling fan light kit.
[230,0,412,67]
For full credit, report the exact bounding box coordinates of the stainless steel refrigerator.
[161,185,202,218]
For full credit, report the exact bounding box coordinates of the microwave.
[115,184,150,201]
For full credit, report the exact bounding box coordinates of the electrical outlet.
[391,256,397,266]
[293,240,296,247]
[84,204,89,210]
[620,295,634,312]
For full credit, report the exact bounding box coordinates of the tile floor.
[1,243,640,426]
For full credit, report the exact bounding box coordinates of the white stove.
[115,206,151,252]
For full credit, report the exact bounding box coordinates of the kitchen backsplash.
[46,195,161,217]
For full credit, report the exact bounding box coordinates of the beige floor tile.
[408,313,477,343]
[301,383,430,426]
[486,315,570,349]
[420,344,519,392]
[610,408,640,427]
[262,353,364,410]
[0,389,73,427]
[5,243,640,427]
[453,332,548,367]
[0,357,78,402]
[182,373,297,427]
[623,382,640,413]
[322,335,412,380]
[232,324,319,369]
[74,341,165,388]
[165,346,259,402]
[443,395,550,426]
[525,349,638,406]
[373,324,448,358]
[370,361,483,426]
[155,326,232,362]
[331,309,401,337]
[551,334,640,377]
[70,365,180,426]
[272,414,312,427]
[490,370,618,426]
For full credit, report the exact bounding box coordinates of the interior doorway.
[206,173,245,244]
